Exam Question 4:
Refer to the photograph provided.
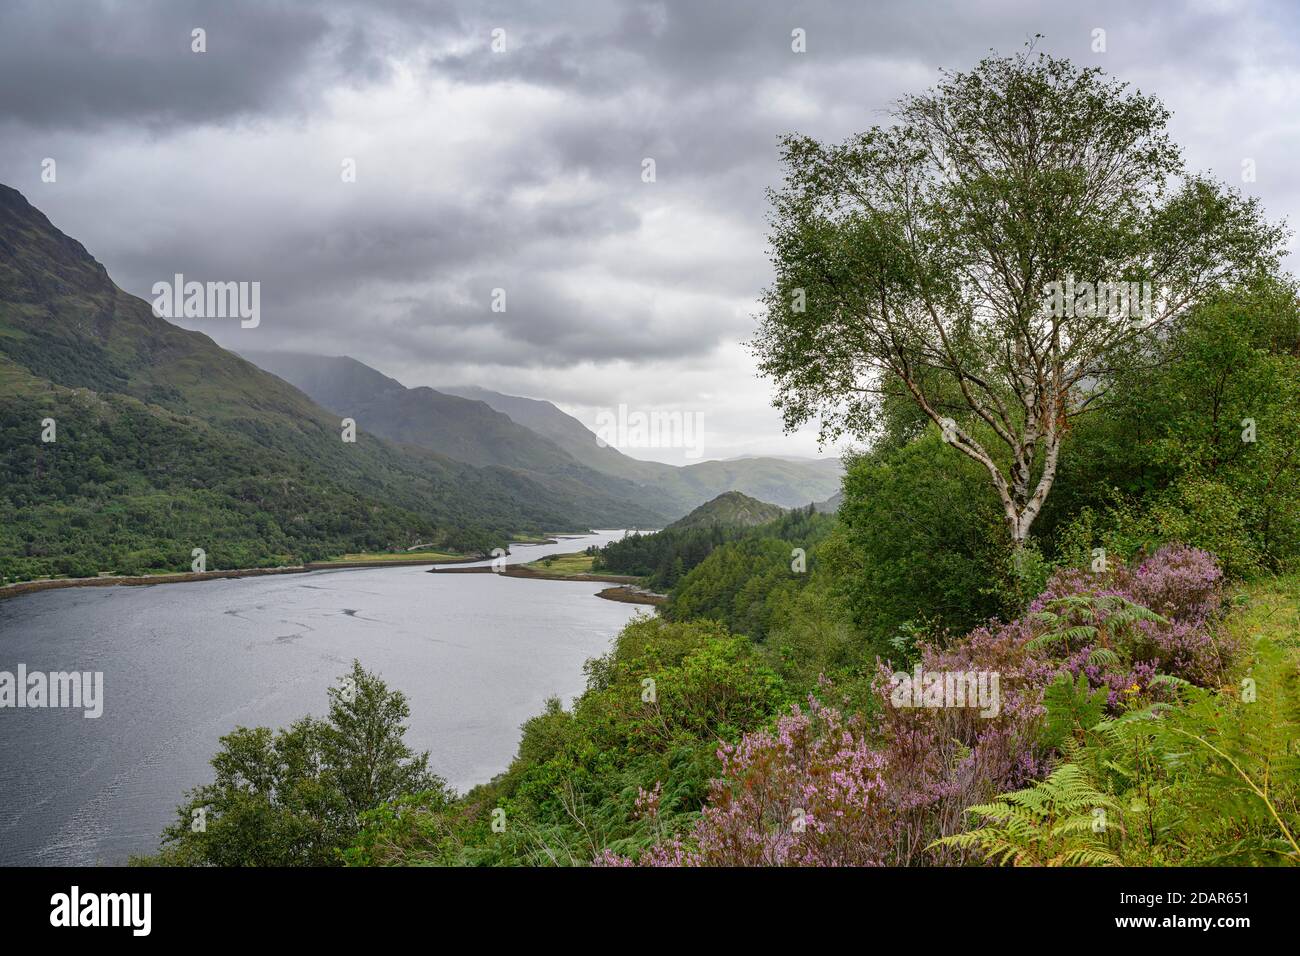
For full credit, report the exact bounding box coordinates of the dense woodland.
[592,503,830,592]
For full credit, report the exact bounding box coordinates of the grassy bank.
[328,549,470,564]
[0,550,485,600]
[1229,572,1300,647]
[520,551,599,576]
[425,550,666,606]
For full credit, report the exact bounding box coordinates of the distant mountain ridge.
[442,384,650,479]
[815,491,843,514]
[241,351,673,525]
[230,356,845,519]
[238,353,556,471]
[442,384,844,513]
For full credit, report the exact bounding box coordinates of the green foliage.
[1028,594,1168,655]
[939,593,1300,867]
[1140,636,1300,864]
[139,662,447,866]
[595,504,832,592]
[668,538,803,641]
[830,434,1011,649]
[762,574,880,711]
[1041,672,1109,750]
[593,523,733,589]
[992,539,1054,614]
[341,616,790,866]
[1043,279,1300,576]
[932,763,1124,866]
[343,792,463,867]
[643,505,841,647]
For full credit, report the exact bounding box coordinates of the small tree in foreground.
[754,47,1286,547]
[142,661,446,866]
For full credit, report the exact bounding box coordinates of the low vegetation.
[523,552,599,576]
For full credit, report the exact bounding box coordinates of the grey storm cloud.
[1,0,1299,412]
[0,1,331,129]
[104,191,642,304]
[0,0,472,128]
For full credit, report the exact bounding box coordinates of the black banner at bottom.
[0,865,1285,941]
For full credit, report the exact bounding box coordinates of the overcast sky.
[2,0,1297,464]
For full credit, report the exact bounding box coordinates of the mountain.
[243,358,843,520]
[666,491,785,530]
[442,385,845,512]
[815,491,843,514]
[240,351,672,524]
[661,456,841,512]
[238,352,565,470]
[0,185,641,581]
[442,383,655,481]
[235,351,408,419]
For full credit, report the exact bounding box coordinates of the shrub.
[142,662,445,866]
[619,545,1242,866]
[599,696,898,866]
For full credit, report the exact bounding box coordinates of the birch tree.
[753,50,1285,547]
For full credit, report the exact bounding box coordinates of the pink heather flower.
[616,544,1236,867]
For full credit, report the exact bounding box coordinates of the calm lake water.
[0,531,643,865]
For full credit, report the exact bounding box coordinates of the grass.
[0,351,49,395]
[1227,572,1300,651]
[521,552,597,576]
[326,550,464,564]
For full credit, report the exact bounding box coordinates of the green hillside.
[667,490,785,530]
[0,185,622,581]
[242,351,668,526]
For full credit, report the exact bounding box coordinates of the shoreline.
[0,552,511,601]
[427,563,667,606]
[593,585,668,607]
[0,534,633,603]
